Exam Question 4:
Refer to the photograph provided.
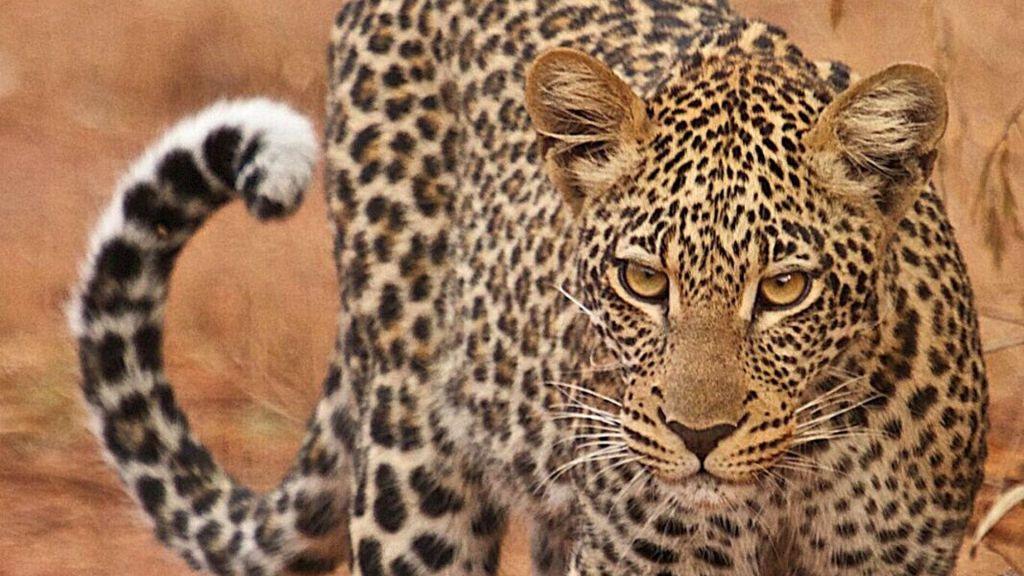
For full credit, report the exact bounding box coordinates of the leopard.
[69,1,989,575]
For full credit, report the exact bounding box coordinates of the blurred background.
[0,1,1021,574]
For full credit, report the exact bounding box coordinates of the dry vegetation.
[0,1,1021,575]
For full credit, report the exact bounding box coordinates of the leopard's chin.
[658,471,756,511]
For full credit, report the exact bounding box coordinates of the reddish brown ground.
[0,1,1020,575]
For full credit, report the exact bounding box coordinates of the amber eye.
[620,261,669,302]
[757,272,811,310]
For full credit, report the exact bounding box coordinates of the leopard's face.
[576,60,880,504]
[527,49,947,508]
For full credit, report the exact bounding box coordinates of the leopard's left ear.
[525,48,652,214]
[805,63,947,222]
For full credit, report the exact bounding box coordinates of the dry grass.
[974,97,1024,266]
[974,484,1024,557]
[1,1,1022,575]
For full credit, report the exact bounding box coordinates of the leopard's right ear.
[525,48,652,214]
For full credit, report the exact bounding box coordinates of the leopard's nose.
[665,421,737,461]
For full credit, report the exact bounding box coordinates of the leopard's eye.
[757,272,810,310]
[620,261,669,302]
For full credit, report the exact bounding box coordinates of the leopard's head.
[526,47,947,505]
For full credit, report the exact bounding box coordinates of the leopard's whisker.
[550,402,618,420]
[795,425,883,438]
[782,449,816,459]
[551,406,619,418]
[576,422,621,430]
[795,374,868,415]
[558,445,631,468]
[777,454,838,475]
[547,380,623,407]
[772,463,825,477]
[589,455,641,482]
[797,393,884,430]
[795,389,857,417]
[555,283,606,330]
[574,439,628,452]
[629,491,682,558]
[778,461,836,475]
[793,424,883,439]
[535,444,633,494]
[546,448,631,483]
[551,412,621,426]
[611,468,648,509]
[791,428,883,445]
[549,395,618,415]
[757,465,789,491]
[557,361,626,376]
[558,432,626,444]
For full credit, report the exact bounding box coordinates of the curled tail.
[69,100,345,574]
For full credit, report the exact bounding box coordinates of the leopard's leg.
[784,427,981,575]
[347,438,507,576]
[327,0,502,572]
[265,352,357,573]
[531,503,576,576]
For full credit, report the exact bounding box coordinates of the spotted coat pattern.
[71,1,987,575]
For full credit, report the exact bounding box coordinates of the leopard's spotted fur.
[71,1,987,575]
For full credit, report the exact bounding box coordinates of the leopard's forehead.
[590,56,841,298]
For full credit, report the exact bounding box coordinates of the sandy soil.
[0,1,1021,575]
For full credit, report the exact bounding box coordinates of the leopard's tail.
[68,100,346,575]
